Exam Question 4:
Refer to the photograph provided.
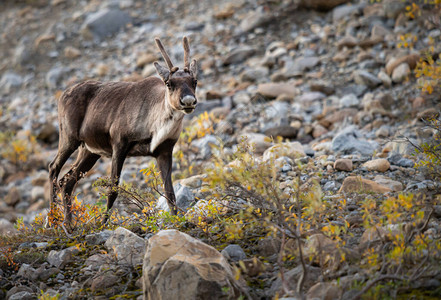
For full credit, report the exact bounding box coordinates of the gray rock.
[0,218,18,235]
[156,183,195,213]
[333,3,361,22]
[184,21,205,31]
[85,230,113,245]
[47,246,80,269]
[46,66,69,89]
[240,67,269,83]
[332,126,375,156]
[296,92,326,103]
[8,291,34,300]
[353,70,382,88]
[387,153,414,167]
[239,7,273,33]
[221,244,247,262]
[284,56,320,77]
[223,46,256,65]
[340,93,359,108]
[0,72,23,93]
[82,8,132,40]
[264,125,298,139]
[105,227,146,266]
[191,134,220,159]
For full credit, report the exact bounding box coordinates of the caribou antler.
[183,36,190,71]
[155,38,178,72]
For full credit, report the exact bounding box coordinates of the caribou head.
[154,37,198,114]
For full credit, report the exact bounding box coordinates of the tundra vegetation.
[0,0,441,299]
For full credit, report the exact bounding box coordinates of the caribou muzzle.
[180,95,197,113]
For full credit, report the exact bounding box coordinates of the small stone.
[91,273,120,292]
[257,82,298,99]
[64,46,81,58]
[334,158,353,171]
[82,8,132,41]
[0,72,23,93]
[337,35,358,49]
[5,187,21,207]
[340,93,359,108]
[377,70,392,87]
[312,124,328,138]
[353,70,382,88]
[264,126,298,139]
[307,282,341,300]
[221,244,247,262]
[339,176,392,194]
[47,246,80,269]
[85,230,113,245]
[391,63,410,83]
[263,142,306,161]
[374,175,403,191]
[223,46,256,65]
[362,159,390,172]
[105,227,146,266]
[136,53,156,68]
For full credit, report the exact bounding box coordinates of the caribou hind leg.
[58,145,100,227]
[47,138,80,227]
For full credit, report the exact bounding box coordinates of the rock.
[5,187,21,207]
[321,108,358,128]
[339,176,392,194]
[8,291,34,300]
[359,226,394,248]
[64,46,81,58]
[374,175,403,191]
[136,53,156,68]
[304,234,338,266]
[299,0,351,11]
[257,82,298,99]
[239,8,273,33]
[312,124,328,138]
[238,132,272,154]
[362,159,390,172]
[192,134,220,159]
[310,81,335,95]
[383,0,406,19]
[142,229,245,300]
[263,142,306,161]
[296,91,326,103]
[0,72,23,93]
[387,153,414,168]
[157,183,195,213]
[285,56,320,76]
[340,93,359,108]
[269,265,322,296]
[185,199,227,224]
[223,46,256,65]
[264,125,298,139]
[257,237,281,257]
[331,126,375,156]
[46,66,69,89]
[84,253,110,271]
[179,174,205,189]
[333,3,361,22]
[353,70,382,88]
[105,227,146,266]
[391,63,410,83]
[91,273,120,292]
[31,186,45,202]
[82,8,132,40]
[337,35,358,49]
[47,246,80,269]
[240,67,269,83]
[334,158,353,171]
[377,70,392,87]
[85,230,113,245]
[221,244,247,262]
[385,54,419,75]
[0,218,17,235]
[307,282,341,300]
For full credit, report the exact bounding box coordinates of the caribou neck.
[148,87,185,153]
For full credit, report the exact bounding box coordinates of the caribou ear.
[154,62,170,82]
[189,59,198,79]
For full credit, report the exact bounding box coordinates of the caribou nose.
[181,95,197,107]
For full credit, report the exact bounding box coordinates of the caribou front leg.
[156,151,177,215]
[103,142,129,223]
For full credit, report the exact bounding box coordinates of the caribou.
[48,37,198,226]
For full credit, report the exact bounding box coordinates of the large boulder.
[143,229,245,300]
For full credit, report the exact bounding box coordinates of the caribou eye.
[165,81,171,89]
[193,79,198,87]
